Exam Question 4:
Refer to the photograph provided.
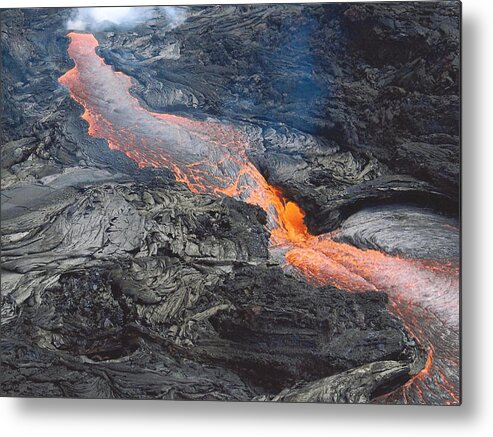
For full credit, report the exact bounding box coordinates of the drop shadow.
[458,8,481,418]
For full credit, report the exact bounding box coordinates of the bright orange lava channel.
[59,32,460,405]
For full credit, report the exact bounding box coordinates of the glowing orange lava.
[59,32,460,405]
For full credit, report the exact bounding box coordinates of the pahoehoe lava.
[1,4,460,404]
[59,31,459,405]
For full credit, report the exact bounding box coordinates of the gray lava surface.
[1,3,459,403]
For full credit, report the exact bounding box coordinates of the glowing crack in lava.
[59,32,460,405]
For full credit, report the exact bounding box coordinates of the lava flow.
[59,32,460,405]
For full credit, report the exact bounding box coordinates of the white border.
[1,0,492,435]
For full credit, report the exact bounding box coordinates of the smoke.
[66,6,187,31]
[163,6,187,28]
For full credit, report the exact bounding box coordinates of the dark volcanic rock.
[1,3,458,402]
[93,2,460,232]
[1,176,418,399]
[270,360,413,404]
[191,266,415,392]
[1,174,421,399]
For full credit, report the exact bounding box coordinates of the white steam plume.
[66,6,187,31]
[163,6,187,28]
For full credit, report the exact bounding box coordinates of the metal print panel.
[0,2,461,405]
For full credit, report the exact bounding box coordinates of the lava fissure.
[58,32,459,405]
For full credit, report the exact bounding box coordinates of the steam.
[162,6,187,28]
[66,6,187,31]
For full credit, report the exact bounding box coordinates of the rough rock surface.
[94,2,460,233]
[1,3,459,402]
[269,360,414,404]
[1,177,418,399]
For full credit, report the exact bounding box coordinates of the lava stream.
[59,32,460,405]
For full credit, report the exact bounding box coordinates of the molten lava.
[59,32,460,405]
